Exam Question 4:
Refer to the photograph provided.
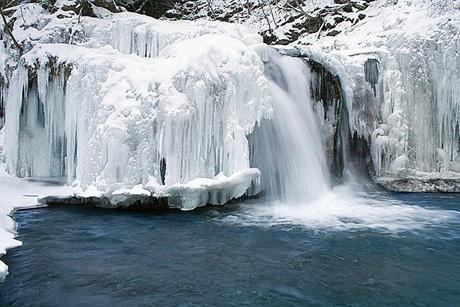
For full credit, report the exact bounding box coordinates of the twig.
[0,5,22,53]
[285,1,314,19]
[258,0,272,32]
[207,0,214,19]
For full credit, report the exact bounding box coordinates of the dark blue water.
[1,192,460,306]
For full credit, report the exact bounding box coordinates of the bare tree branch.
[206,0,214,18]
[267,0,278,27]
[258,0,272,32]
[0,5,22,53]
[284,0,314,19]
[134,0,147,13]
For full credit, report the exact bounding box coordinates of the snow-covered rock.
[286,0,460,189]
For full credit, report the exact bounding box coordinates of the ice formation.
[4,33,274,209]
[290,0,460,189]
[3,4,336,208]
[1,0,458,199]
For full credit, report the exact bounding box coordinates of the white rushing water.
[249,46,330,203]
[243,47,459,232]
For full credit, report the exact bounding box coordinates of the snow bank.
[165,168,261,210]
[108,12,261,57]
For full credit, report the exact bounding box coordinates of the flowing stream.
[249,47,329,203]
[1,192,459,306]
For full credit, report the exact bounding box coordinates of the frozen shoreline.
[0,166,72,280]
[0,165,260,280]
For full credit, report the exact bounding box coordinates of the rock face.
[308,59,347,177]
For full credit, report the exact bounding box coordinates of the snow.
[6,6,261,56]
[109,12,262,58]
[165,168,261,210]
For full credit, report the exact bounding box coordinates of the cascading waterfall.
[5,42,331,207]
[249,47,330,203]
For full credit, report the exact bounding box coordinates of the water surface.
[1,192,459,306]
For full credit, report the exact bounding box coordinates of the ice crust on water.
[4,32,274,210]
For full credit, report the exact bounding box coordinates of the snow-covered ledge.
[39,168,261,211]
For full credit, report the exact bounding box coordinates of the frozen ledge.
[39,169,261,211]
[375,173,460,192]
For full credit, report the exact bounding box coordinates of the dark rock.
[61,0,122,17]
[308,59,347,177]
[334,16,345,23]
[326,29,341,36]
[304,16,323,33]
[262,31,278,45]
[115,0,178,19]
[39,195,171,211]
[342,3,354,12]
[164,9,182,19]
[349,131,373,176]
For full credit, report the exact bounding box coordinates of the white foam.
[216,184,460,232]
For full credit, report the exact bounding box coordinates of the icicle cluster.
[4,33,273,209]
[5,62,70,177]
[108,13,259,59]
[372,31,460,176]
